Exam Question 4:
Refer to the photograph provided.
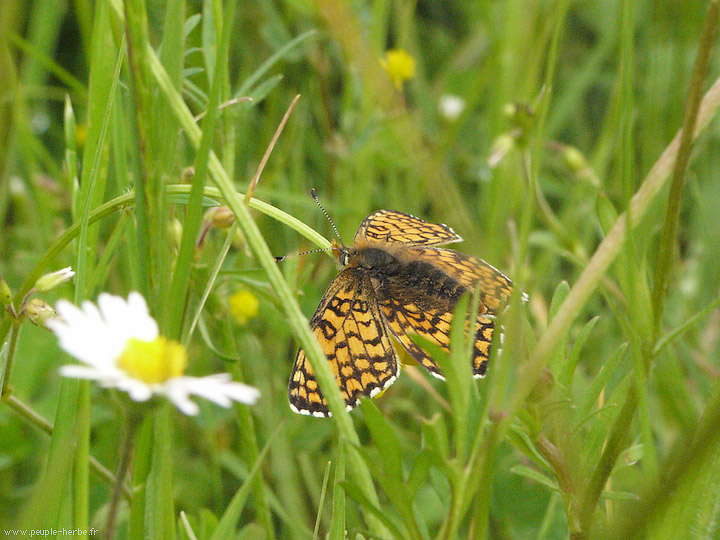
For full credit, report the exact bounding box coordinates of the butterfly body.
[289,210,513,417]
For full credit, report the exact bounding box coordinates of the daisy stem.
[105,411,141,540]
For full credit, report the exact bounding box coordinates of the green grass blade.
[209,424,280,540]
[328,444,345,540]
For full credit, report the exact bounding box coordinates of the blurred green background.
[1,1,720,539]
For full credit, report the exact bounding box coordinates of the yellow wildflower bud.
[502,102,517,119]
[563,146,587,173]
[229,289,259,326]
[381,48,416,90]
[167,218,183,253]
[562,145,600,187]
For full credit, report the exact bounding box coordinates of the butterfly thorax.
[344,242,468,309]
[348,247,401,274]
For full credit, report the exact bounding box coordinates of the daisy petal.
[188,374,261,406]
[59,365,106,380]
[182,375,234,407]
[114,378,153,402]
[98,293,157,343]
[221,382,261,404]
[49,305,121,367]
[174,398,200,416]
[163,382,200,415]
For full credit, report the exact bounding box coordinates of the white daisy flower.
[47,292,260,415]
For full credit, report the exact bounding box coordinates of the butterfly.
[289,196,514,417]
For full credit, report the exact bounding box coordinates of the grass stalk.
[651,0,720,336]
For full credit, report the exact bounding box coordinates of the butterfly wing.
[289,268,400,416]
[355,210,462,247]
[380,295,498,378]
[406,247,513,313]
[376,248,508,378]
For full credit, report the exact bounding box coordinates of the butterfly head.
[331,238,351,266]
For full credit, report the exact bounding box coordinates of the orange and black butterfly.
[289,192,514,416]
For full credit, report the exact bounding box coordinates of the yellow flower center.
[381,48,416,90]
[229,289,259,325]
[117,336,187,384]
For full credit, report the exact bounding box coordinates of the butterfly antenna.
[311,188,343,244]
[275,246,334,262]
[275,189,343,262]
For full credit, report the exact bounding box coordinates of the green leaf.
[548,280,570,320]
[341,480,405,539]
[184,13,202,38]
[328,443,345,540]
[360,398,403,482]
[558,315,600,389]
[577,342,628,420]
[547,281,571,374]
[165,193,221,207]
[238,523,266,540]
[147,405,177,540]
[19,380,79,531]
[510,465,560,492]
[245,74,285,106]
[405,450,433,500]
[201,0,217,83]
[596,192,619,236]
[421,413,451,465]
[506,420,552,472]
[235,29,317,97]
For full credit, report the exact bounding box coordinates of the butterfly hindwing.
[376,260,499,379]
[407,247,513,313]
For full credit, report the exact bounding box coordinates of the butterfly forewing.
[355,210,462,246]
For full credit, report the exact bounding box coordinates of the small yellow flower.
[229,289,259,325]
[381,48,416,90]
